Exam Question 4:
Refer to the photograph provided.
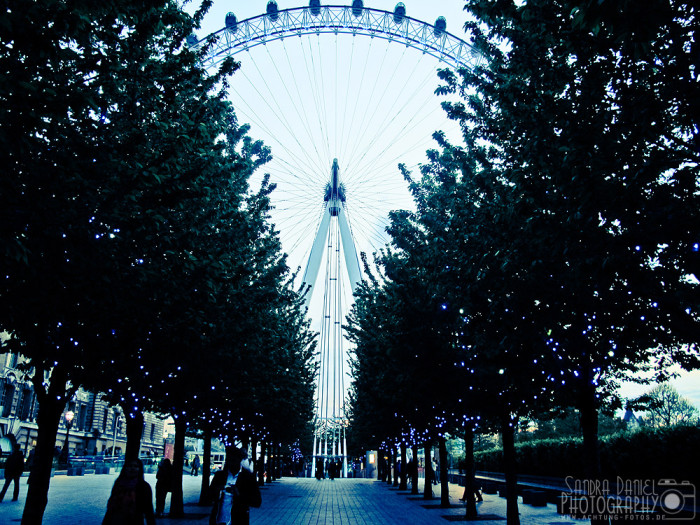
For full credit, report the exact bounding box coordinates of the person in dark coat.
[155,458,173,517]
[315,458,324,480]
[210,447,261,525]
[406,458,415,487]
[102,458,155,525]
[0,440,24,502]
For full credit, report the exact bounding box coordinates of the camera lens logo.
[661,489,683,513]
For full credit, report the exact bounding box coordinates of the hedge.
[472,425,699,486]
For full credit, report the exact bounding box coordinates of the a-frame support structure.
[303,159,362,478]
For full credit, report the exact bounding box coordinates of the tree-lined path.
[2,1,697,525]
[0,472,581,525]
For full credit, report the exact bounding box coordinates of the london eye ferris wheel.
[191,0,480,475]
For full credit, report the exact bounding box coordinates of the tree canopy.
[1,1,315,523]
[348,0,698,522]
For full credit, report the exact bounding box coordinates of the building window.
[0,380,7,413]
[73,404,81,431]
[1,382,15,417]
[78,404,88,431]
[18,386,33,420]
[150,423,156,442]
[30,393,39,421]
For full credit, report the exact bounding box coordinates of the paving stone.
[0,472,583,525]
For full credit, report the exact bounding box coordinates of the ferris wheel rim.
[191,4,480,71]
[188,2,470,281]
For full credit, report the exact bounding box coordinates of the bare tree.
[641,383,698,427]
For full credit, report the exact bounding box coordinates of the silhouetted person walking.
[210,447,261,525]
[102,458,155,525]
[155,458,173,517]
[315,458,324,480]
[0,437,24,502]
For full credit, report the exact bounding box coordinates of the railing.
[60,454,162,473]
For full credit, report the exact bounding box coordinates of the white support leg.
[301,206,331,309]
[337,206,363,293]
[311,435,317,478]
[343,435,348,478]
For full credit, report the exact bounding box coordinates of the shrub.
[472,425,699,486]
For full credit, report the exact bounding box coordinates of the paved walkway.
[0,472,581,524]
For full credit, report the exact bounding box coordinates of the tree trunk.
[258,441,267,485]
[411,444,419,495]
[198,425,212,505]
[124,409,144,461]
[378,448,385,481]
[277,443,282,479]
[439,436,450,508]
[266,443,273,483]
[21,366,70,525]
[270,443,277,481]
[276,443,281,480]
[276,443,282,480]
[169,416,186,518]
[502,414,520,525]
[250,439,257,481]
[386,448,393,485]
[249,439,257,482]
[580,370,600,483]
[399,442,408,490]
[265,442,271,483]
[423,442,433,500]
[393,445,399,486]
[463,424,478,520]
[579,363,607,525]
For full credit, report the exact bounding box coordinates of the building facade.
[0,352,165,458]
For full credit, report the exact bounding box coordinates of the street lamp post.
[59,410,74,467]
